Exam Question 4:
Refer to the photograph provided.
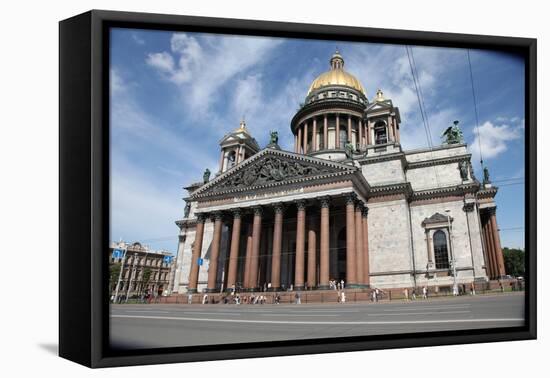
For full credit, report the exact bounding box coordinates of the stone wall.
[361,158,406,185]
[367,198,414,288]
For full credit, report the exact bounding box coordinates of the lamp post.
[445,210,458,296]
[113,246,127,303]
[125,253,138,303]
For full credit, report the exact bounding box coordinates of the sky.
[109,27,526,254]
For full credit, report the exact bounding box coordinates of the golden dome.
[307,51,366,96]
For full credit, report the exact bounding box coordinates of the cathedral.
[172,51,506,295]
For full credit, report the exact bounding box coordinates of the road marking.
[383,305,470,311]
[124,310,170,313]
[111,314,524,325]
[182,312,241,316]
[260,313,338,317]
[368,310,471,316]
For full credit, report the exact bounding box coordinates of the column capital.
[486,206,497,216]
[252,206,263,216]
[273,202,285,214]
[362,205,369,218]
[320,196,330,208]
[231,208,242,219]
[295,199,307,211]
[196,213,207,222]
[345,193,357,205]
[356,201,365,210]
[212,211,224,221]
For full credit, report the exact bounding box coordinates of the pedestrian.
[267,282,272,291]
[422,286,428,299]
[404,288,409,301]
[372,289,377,302]
[499,280,504,293]
[375,288,380,302]
[295,292,301,304]
[341,279,345,289]
[202,294,208,304]
[470,282,476,296]
[188,293,193,304]
[275,293,280,304]
[412,288,417,300]
[341,291,346,303]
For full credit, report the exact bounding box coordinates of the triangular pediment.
[191,149,357,199]
[422,212,452,226]
[366,101,392,112]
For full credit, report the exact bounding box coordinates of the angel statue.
[344,141,355,159]
[203,168,211,183]
[267,130,281,149]
[441,120,464,145]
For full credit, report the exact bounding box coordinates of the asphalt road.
[110,292,525,350]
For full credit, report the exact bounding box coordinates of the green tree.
[141,267,152,294]
[109,263,121,291]
[502,247,525,277]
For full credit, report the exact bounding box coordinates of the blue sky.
[109,28,526,253]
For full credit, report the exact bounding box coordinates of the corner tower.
[217,120,260,174]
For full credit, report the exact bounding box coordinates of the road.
[110,292,525,350]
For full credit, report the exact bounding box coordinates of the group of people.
[329,279,345,290]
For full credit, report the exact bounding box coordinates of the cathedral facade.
[172,52,506,295]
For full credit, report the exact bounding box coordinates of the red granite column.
[485,217,497,279]
[243,222,253,289]
[206,212,223,292]
[362,206,370,286]
[319,197,330,289]
[388,116,394,141]
[323,114,328,150]
[345,194,357,286]
[307,214,317,289]
[303,121,309,153]
[358,118,363,149]
[312,118,317,152]
[188,214,206,293]
[249,206,263,290]
[481,222,495,278]
[355,202,365,286]
[347,115,352,145]
[295,200,306,290]
[225,209,242,291]
[489,208,506,277]
[297,125,302,154]
[270,204,284,290]
[336,114,340,148]
[294,134,298,153]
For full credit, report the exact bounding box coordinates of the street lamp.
[445,209,459,296]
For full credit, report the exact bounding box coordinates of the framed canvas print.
[59,10,536,368]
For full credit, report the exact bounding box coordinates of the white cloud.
[470,120,523,160]
[132,33,145,45]
[146,52,175,74]
[146,33,282,115]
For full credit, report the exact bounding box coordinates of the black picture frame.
[59,9,537,368]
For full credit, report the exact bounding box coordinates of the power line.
[467,50,484,168]
[405,46,441,187]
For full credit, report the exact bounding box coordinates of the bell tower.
[217,120,260,174]
[365,89,402,147]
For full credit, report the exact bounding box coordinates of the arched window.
[374,121,387,144]
[433,230,450,269]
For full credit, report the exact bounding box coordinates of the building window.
[339,129,347,149]
[433,230,450,269]
[374,122,387,144]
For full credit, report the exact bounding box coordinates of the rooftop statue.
[344,141,354,159]
[441,120,464,145]
[203,168,211,183]
[483,166,491,185]
[267,130,281,150]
